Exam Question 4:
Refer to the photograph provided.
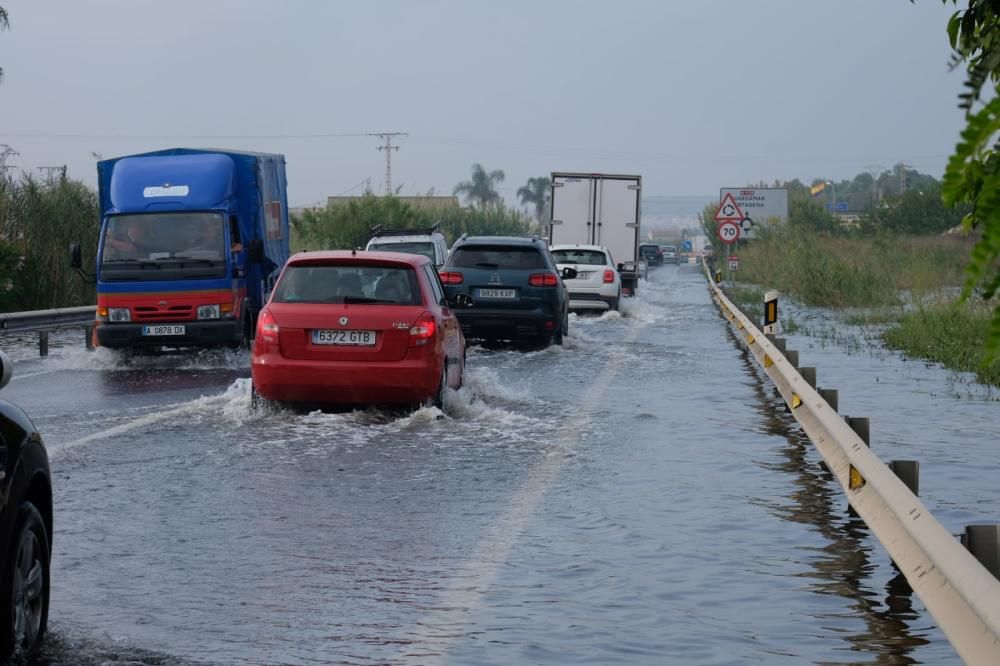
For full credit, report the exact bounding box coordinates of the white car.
[549,244,621,311]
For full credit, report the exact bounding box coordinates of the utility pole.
[37,165,67,185]
[368,132,407,196]
[0,144,18,178]
[864,164,884,206]
[896,163,910,196]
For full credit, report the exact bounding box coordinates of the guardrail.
[0,306,96,355]
[704,264,1000,665]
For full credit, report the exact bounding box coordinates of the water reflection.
[733,337,931,662]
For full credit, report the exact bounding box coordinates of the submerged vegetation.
[736,227,973,309]
[884,301,1000,387]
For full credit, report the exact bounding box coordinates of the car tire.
[250,382,268,412]
[0,502,50,660]
[431,363,448,409]
[608,292,621,311]
[553,312,567,346]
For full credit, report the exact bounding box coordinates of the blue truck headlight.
[197,304,221,320]
[108,307,131,322]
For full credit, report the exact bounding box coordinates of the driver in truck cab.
[105,219,151,259]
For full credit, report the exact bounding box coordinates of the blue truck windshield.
[101,212,226,264]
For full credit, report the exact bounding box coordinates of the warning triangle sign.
[715,193,744,222]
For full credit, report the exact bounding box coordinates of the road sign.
[728,255,740,271]
[825,202,849,212]
[717,220,740,244]
[715,193,744,222]
[680,239,693,252]
[720,188,788,239]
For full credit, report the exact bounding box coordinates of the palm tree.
[454,163,505,209]
[517,176,551,221]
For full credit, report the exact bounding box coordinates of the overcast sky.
[0,0,964,206]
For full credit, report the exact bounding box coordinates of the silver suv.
[365,223,450,269]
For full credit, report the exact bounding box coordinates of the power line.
[368,132,407,196]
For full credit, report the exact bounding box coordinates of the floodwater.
[2,263,993,664]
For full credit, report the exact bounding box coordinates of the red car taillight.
[439,271,464,285]
[256,309,279,349]
[528,273,558,287]
[408,313,437,347]
[603,269,615,283]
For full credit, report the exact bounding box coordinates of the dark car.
[639,243,663,267]
[0,350,52,660]
[439,235,575,346]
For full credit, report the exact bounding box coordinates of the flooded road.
[2,263,994,664]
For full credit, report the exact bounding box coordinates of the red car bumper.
[251,354,442,405]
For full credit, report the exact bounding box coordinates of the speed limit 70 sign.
[717,220,741,244]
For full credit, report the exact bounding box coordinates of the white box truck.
[548,172,643,296]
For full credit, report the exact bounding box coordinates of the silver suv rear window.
[368,241,436,262]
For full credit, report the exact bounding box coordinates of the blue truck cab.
[81,148,289,349]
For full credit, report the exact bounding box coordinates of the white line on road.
[406,318,648,663]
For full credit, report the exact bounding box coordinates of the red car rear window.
[273,264,422,305]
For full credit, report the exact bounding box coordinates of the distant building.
[327,195,460,211]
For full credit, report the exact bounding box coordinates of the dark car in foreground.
[439,235,576,346]
[0,350,52,660]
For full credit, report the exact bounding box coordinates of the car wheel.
[553,312,567,346]
[250,382,268,412]
[1,502,50,659]
[431,362,447,409]
[458,347,466,389]
[609,292,621,311]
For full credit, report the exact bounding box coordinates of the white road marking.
[407,319,648,662]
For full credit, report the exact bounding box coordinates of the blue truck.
[71,148,289,349]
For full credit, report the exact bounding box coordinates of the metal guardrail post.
[847,417,870,447]
[889,460,919,496]
[85,324,95,351]
[962,525,1000,581]
[819,388,838,412]
[39,331,49,356]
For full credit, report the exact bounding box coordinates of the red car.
[251,251,466,408]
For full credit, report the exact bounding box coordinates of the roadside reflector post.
[800,367,817,388]
[961,524,1000,581]
[763,290,779,334]
[39,330,49,357]
[889,460,919,496]
[819,388,839,412]
[85,324,95,351]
